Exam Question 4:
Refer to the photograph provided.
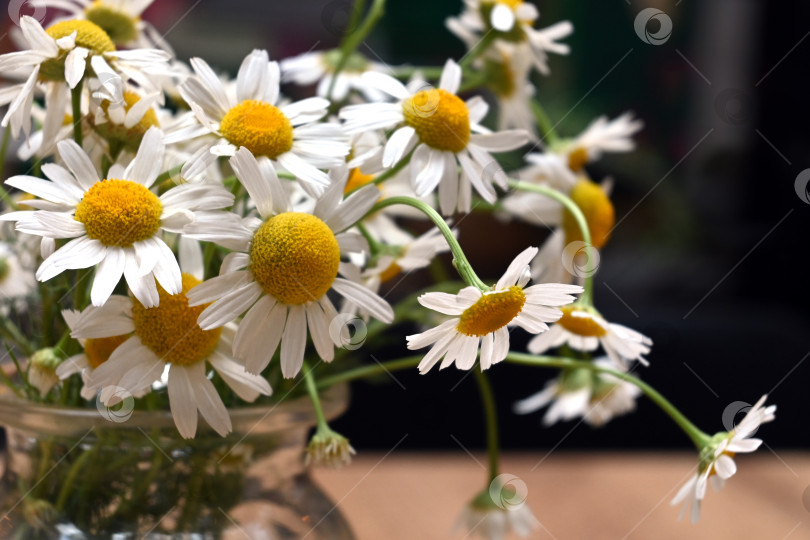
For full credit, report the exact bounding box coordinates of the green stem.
[390,66,445,80]
[356,222,381,253]
[506,352,711,449]
[530,100,559,145]
[0,316,34,357]
[303,361,329,431]
[474,370,499,482]
[459,32,496,70]
[326,0,386,101]
[55,445,94,511]
[346,0,366,35]
[316,355,422,389]
[508,180,595,304]
[0,124,20,211]
[71,80,83,147]
[370,196,488,290]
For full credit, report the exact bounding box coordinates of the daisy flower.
[175,49,350,193]
[446,0,573,76]
[340,59,529,215]
[551,112,643,174]
[87,86,163,155]
[0,16,170,140]
[671,395,776,523]
[184,148,394,378]
[1,127,234,307]
[281,50,386,102]
[73,275,274,439]
[407,246,582,373]
[513,357,641,427]
[56,296,133,400]
[32,0,172,51]
[527,303,652,367]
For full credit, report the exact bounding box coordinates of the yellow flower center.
[74,179,163,247]
[84,334,129,369]
[92,91,160,153]
[219,100,293,159]
[344,168,375,194]
[132,274,222,366]
[562,179,615,249]
[557,306,608,337]
[40,20,115,82]
[456,286,526,337]
[403,89,470,153]
[84,1,139,44]
[567,147,589,172]
[249,213,340,305]
[0,257,9,282]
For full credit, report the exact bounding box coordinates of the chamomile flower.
[33,0,172,51]
[87,86,163,154]
[446,0,573,76]
[75,276,274,439]
[513,357,640,427]
[0,16,170,140]
[484,43,536,134]
[175,49,350,193]
[527,303,652,367]
[671,395,776,523]
[341,59,529,215]
[342,227,452,319]
[28,348,61,396]
[407,246,582,373]
[56,297,132,400]
[281,50,386,102]
[1,127,234,307]
[184,148,394,378]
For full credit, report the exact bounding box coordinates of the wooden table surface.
[313,451,810,540]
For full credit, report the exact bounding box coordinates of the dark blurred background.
[1,0,807,452]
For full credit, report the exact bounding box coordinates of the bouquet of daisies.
[0,0,775,537]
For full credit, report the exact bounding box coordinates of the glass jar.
[0,384,354,539]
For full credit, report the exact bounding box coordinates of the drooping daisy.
[184,148,394,378]
[28,348,62,396]
[446,0,573,76]
[75,275,273,439]
[340,59,529,215]
[513,357,641,427]
[175,49,350,193]
[342,227,452,320]
[407,246,582,373]
[454,487,539,540]
[33,0,172,51]
[280,50,386,102]
[527,303,652,367]
[483,43,536,135]
[1,127,234,307]
[671,395,776,523]
[0,16,170,140]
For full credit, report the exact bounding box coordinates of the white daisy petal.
[280,305,307,378]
